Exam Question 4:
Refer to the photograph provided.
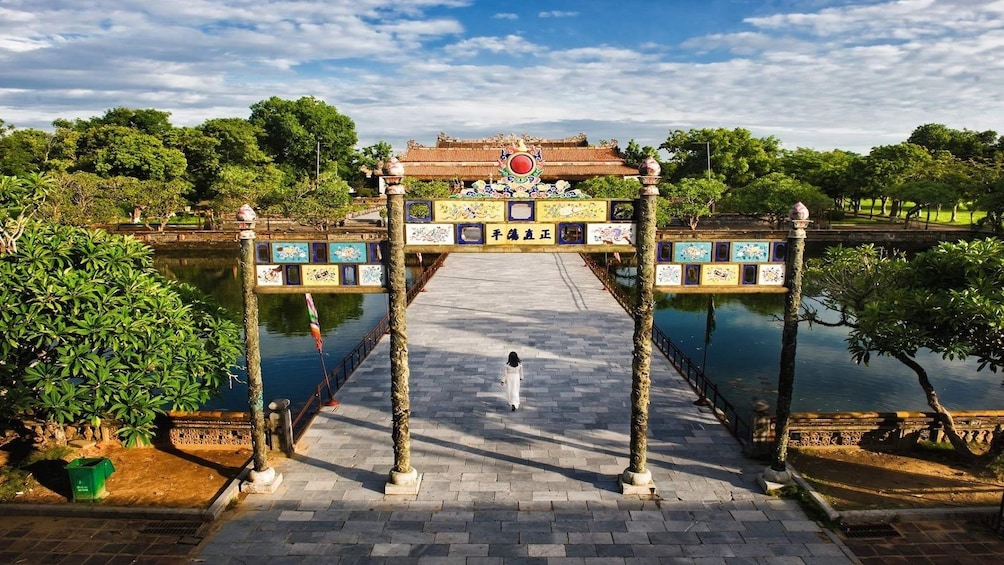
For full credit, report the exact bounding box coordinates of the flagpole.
[305,293,338,406]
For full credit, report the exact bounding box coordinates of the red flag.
[305,293,323,351]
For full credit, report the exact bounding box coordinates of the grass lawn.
[852,200,986,226]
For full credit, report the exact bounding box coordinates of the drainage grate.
[840,522,901,538]
[139,521,205,537]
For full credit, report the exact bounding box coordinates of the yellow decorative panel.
[302,265,340,286]
[701,264,740,286]
[535,200,608,222]
[434,200,506,222]
[484,223,557,245]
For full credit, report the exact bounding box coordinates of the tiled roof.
[398,144,635,180]
[400,163,638,180]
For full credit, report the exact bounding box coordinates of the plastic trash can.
[65,457,115,502]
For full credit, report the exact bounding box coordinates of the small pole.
[236,204,282,493]
[621,156,660,495]
[761,202,810,488]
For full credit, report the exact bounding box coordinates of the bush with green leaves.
[0,221,243,447]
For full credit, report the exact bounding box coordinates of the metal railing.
[289,254,447,438]
[580,254,752,445]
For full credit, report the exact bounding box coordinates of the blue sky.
[1,0,1002,156]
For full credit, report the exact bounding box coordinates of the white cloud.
[0,0,1002,158]
[538,11,578,18]
[492,13,518,20]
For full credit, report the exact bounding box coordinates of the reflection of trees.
[611,265,784,317]
[153,252,366,335]
[258,292,364,336]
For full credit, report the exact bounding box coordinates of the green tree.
[84,107,174,138]
[276,172,354,231]
[249,96,357,181]
[857,143,932,217]
[576,175,642,199]
[352,141,394,188]
[209,164,285,222]
[977,175,1004,234]
[0,128,54,176]
[719,172,830,227]
[908,123,1001,163]
[660,128,780,187]
[803,240,1004,458]
[162,126,220,204]
[622,140,659,169]
[75,125,188,181]
[779,147,861,207]
[402,178,452,198]
[0,173,52,254]
[889,179,959,228]
[660,177,726,230]
[123,178,192,231]
[0,221,241,447]
[41,172,130,226]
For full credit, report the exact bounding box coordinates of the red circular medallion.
[509,153,533,175]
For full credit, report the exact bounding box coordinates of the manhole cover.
[139,521,205,537]
[840,522,901,538]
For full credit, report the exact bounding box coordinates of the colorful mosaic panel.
[302,265,340,286]
[256,265,284,286]
[328,243,368,263]
[656,264,682,286]
[701,264,740,286]
[406,224,455,245]
[485,223,556,245]
[271,242,309,263]
[536,200,608,222]
[358,264,386,286]
[759,263,786,285]
[434,200,505,222]
[586,223,636,245]
[673,242,713,263]
[731,241,772,263]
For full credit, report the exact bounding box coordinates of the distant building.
[386,132,638,193]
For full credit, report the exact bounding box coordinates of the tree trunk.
[894,353,974,459]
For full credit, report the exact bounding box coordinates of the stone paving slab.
[196,252,858,564]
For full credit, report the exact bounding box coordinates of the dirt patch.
[5,442,253,508]
[789,446,1004,511]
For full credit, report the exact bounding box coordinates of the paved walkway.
[195,253,857,564]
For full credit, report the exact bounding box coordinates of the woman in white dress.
[500,351,523,411]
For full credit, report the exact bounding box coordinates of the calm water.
[155,251,1004,415]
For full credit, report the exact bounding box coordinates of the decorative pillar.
[237,204,282,493]
[621,156,661,495]
[761,202,810,489]
[382,158,422,494]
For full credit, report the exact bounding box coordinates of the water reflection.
[154,251,413,411]
[156,250,1004,415]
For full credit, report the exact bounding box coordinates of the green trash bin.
[65,457,115,502]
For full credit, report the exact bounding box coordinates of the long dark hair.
[506,351,521,367]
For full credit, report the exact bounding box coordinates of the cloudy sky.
[1,0,1002,156]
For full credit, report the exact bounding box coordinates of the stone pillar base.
[758,466,795,493]
[619,469,658,496]
[385,468,423,495]
[240,466,284,494]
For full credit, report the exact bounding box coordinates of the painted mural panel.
[731,241,772,263]
[586,223,636,245]
[536,200,608,222]
[406,224,455,245]
[256,265,284,286]
[271,242,310,263]
[673,241,713,263]
[358,264,386,286]
[701,264,741,286]
[328,242,368,263]
[484,223,557,245]
[302,265,340,286]
[655,264,682,286]
[434,200,505,222]
[758,263,786,285]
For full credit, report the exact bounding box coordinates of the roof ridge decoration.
[452,141,589,199]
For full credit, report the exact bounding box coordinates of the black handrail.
[580,254,752,444]
[289,254,447,437]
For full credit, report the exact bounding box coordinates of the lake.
[155,251,1004,415]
